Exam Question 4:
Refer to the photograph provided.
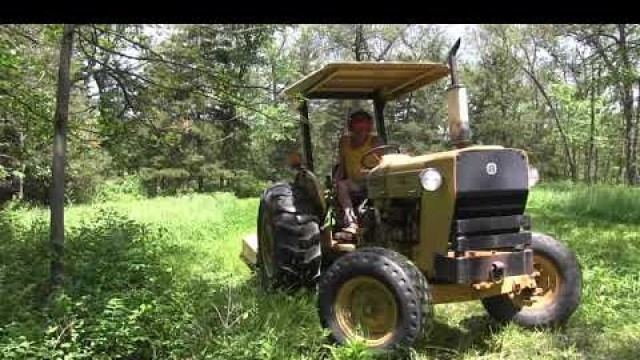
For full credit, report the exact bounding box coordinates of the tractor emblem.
[486,162,498,176]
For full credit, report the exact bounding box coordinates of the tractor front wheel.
[318,247,433,349]
[482,233,581,328]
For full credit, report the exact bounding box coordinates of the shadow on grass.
[412,315,504,359]
[599,339,640,360]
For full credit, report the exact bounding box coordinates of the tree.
[565,24,640,184]
[50,23,75,288]
[472,25,579,180]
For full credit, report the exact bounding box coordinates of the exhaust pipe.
[447,39,471,148]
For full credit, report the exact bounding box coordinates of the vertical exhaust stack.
[447,39,472,148]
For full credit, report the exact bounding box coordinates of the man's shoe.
[342,223,358,234]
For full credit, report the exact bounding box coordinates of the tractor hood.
[371,145,506,173]
[367,146,530,209]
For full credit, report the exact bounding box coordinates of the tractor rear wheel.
[257,182,322,291]
[318,247,433,349]
[482,233,581,328]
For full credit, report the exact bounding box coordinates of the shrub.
[92,176,146,203]
[227,170,271,198]
[139,167,193,197]
[0,207,192,359]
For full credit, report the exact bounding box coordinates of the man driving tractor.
[248,45,582,351]
[335,110,383,234]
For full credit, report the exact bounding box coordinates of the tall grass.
[530,183,640,224]
[1,184,639,359]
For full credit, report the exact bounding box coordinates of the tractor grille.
[455,191,528,219]
[433,149,533,284]
[454,149,529,219]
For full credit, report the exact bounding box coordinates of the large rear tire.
[257,182,322,291]
[482,233,581,328]
[318,247,433,350]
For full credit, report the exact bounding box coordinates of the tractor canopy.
[281,60,457,172]
[283,61,450,101]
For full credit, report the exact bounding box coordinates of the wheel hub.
[515,254,561,309]
[334,276,398,346]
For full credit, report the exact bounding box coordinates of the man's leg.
[336,179,360,232]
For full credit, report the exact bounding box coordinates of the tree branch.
[0,25,39,45]
[520,65,577,178]
[80,26,270,92]
[77,42,281,125]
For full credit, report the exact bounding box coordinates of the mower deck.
[241,233,258,267]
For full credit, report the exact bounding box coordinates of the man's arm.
[369,135,385,159]
[372,136,384,150]
[357,135,385,176]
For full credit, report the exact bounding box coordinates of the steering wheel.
[360,144,401,170]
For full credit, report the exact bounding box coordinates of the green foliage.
[65,150,112,205]
[531,182,640,225]
[140,167,192,196]
[227,170,271,198]
[92,176,146,203]
[138,165,271,199]
[0,193,331,359]
[2,24,640,358]
[0,210,49,322]
[0,206,183,359]
[2,186,640,359]
[5,24,640,208]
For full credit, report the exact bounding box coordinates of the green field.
[1,185,639,359]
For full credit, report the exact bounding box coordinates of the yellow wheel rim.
[525,254,561,309]
[334,276,398,347]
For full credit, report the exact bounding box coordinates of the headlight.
[420,168,443,191]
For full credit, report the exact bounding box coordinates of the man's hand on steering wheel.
[360,144,401,170]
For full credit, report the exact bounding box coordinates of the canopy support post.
[374,94,387,144]
[299,100,314,172]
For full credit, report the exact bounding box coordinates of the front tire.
[318,247,433,349]
[482,233,581,328]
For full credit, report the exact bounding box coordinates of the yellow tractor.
[242,40,581,349]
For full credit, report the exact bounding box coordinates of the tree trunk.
[521,66,577,181]
[402,93,413,123]
[594,147,599,183]
[50,24,75,289]
[354,25,362,61]
[634,80,640,182]
[618,152,625,183]
[353,24,369,61]
[586,62,596,184]
[618,24,637,185]
[622,85,635,184]
[271,61,278,104]
[18,131,25,199]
